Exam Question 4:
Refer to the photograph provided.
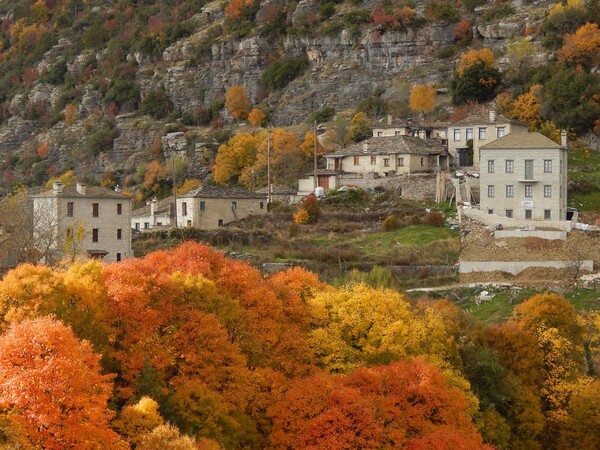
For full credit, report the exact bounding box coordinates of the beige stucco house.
[479,132,568,221]
[31,182,132,264]
[132,196,175,231]
[448,110,528,169]
[176,184,267,229]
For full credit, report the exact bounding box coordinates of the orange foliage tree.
[224,0,256,19]
[248,107,267,126]
[457,48,496,76]
[225,85,251,120]
[557,22,600,70]
[0,316,123,449]
[269,359,485,449]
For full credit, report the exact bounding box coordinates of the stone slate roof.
[326,136,446,157]
[255,185,297,195]
[32,184,130,199]
[450,111,525,127]
[132,196,174,217]
[480,132,562,150]
[184,184,265,199]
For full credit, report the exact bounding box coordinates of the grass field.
[569,148,600,212]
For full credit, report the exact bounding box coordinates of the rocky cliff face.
[0,0,554,186]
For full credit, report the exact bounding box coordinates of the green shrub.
[426,0,460,23]
[104,77,140,108]
[306,107,335,124]
[343,9,371,25]
[88,121,118,155]
[261,55,309,91]
[319,21,345,36]
[141,88,174,120]
[482,3,516,23]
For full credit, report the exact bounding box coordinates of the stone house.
[255,185,299,204]
[448,110,528,169]
[372,116,448,142]
[298,136,449,195]
[176,185,267,229]
[479,132,568,221]
[31,182,132,264]
[132,196,175,231]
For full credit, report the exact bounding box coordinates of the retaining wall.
[459,260,594,275]
[461,207,575,232]
[494,230,568,240]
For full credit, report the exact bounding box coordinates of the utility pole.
[313,120,318,192]
[267,129,272,204]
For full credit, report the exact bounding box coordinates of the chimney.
[363,141,369,153]
[489,110,496,122]
[150,198,157,216]
[419,129,426,140]
[561,130,568,148]
[52,181,63,194]
[76,182,86,195]
[387,114,393,126]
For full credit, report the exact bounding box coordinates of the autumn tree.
[269,359,485,449]
[248,107,267,126]
[213,132,260,185]
[371,0,415,30]
[557,22,600,70]
[511,85,543,130]
[113,397,164,447]
[346,112,373,142]
[225,85,251,120]
[137,424,201,450]
[0,316,123,449]
[452,48,501,105]
[143,160,168,193]
[409,84,436,116]
[299,130,326,158]
[224,0,257,19]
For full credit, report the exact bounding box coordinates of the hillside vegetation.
[0,0,598,200]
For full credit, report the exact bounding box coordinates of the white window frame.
[488,185,495,198]
[505,160,514,173]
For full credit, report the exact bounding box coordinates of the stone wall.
[459,260,594,275]
[461,207,575,232]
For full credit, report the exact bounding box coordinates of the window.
[354,156,360,165]
[218,219,224,227]
[487,160,495,173]
[260,202,264,209]
[544,185,552,197]
[487,185,495,197]
[117,229,122,240]
[497,127,505,138]
[525,160,534,179]
[506,185,514,197]
[92,228,99,242]
[67,202,74,217]
[505,159,514,173]
[398,158,404,167]
[66,226,73,239]
[384,158,390,167]
[478,127,487,140]
[395,130,401,136]
[117,203,122,215]
[544,209,551,220]
[144,222,150,229]
[157,222,162,226]
[453,129,461,141]
[135,223,140,231]
[525,185,533,197]
[377,131,383,137]
[231,201,237,211]
[186,220,192,227]
[544,160,552,173]
[116,253,122,262]
[92,203,99,217]
[466,128,473,140]
[419,158,424,166]
[525,210,532,219]
[370,155,376,165]
[200,201,206,212]
[182,202,188,216]
[488,209,494,215]
[506,209,513,218]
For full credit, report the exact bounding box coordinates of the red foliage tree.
[0,316,123,449]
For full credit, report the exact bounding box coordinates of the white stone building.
[177,184,267,229]
[448,110,528,168]
[31,182,132,264]
[132,196,175,231]
[479,132,568,221]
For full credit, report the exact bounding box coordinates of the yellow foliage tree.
[299,131,326,158]
[44,170,76,190]
[248,108,267,127]
[175,178,200,195]
[143,161,168,192]
[137,424,200,450]
[511,85,543,130]
[113,397,164,447]
[409,84,436,116]
[548,0,585,16]
[457,48,496,77]
[307,283,450,372]
[213,133,260,186]
[225,85,251,120]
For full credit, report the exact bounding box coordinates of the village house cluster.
[28,108,571,264]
